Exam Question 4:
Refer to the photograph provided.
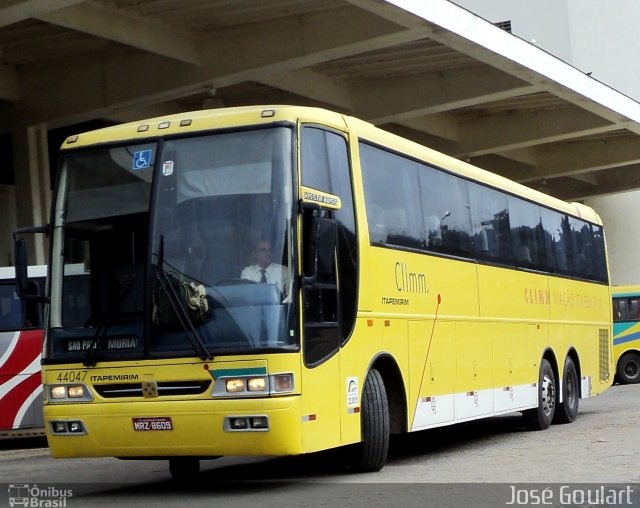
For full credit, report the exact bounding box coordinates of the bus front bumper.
[44,396,303,459]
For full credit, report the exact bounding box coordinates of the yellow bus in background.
[612,285,640,383]
[14,106,613,479]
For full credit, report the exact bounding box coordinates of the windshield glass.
[47,126,296,361]
[48,143,154,360]
[151,127,296,355]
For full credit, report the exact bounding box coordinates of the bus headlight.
[213,373,294,397]
[47,384,93,402]
[225,378,245,392]
[247,377,267,392]
[49,386,68,399]
[67,385,86,398]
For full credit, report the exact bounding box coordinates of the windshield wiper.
[155,237,213,361]
[155,271,214,361]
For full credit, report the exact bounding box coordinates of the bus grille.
[94,380,211,398]
[599,328,610,382]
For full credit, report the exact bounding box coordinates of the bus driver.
[240,239,290,301]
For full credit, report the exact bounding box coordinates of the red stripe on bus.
[0,330,42,383]
[0,372,41,429]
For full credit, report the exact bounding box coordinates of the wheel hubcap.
[541,374,556,415]
[624,360,639,379]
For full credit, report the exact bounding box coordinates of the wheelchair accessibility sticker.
[132,149,152,170]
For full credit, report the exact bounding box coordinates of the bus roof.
[60,105,602,225]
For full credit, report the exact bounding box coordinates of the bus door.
[299,123,359,449]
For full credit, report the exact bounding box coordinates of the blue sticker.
[132,149,152,170]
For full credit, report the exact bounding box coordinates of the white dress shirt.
[240,263,290,300]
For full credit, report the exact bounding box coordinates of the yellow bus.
[14,106,613,479]
[612,285,640,383]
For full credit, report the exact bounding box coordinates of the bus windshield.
[48,126,296,361]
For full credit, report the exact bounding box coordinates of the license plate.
[132,417,173,431]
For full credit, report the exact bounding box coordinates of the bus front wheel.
[351,368,389,472]
[617,352,640,384]
[553,356,579,424]
[523,359,556,430]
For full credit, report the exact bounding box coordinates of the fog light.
[230,417,248,429]
[52,421,68,433]
[68,421,84,433]
[250,416,269,429]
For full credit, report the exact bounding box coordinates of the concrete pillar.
[11,124,51,266]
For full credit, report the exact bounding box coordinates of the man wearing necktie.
[240,239,290,301]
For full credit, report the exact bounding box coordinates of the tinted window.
[508,197,547,270]
[468,182,513,264]
[567,217,597,280]
[591,225,608,283]
[419,165,472,257]
[614,296,640,322]
[358,141,608,283]
[360,144,423,249]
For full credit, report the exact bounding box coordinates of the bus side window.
[0,286,23,330]
[24,281,42,328]
[613,298,626,322]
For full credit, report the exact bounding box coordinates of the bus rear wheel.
[523,359,556,430]
[169,457,200,482]
[553,356,579,424]
[617,352,640,384]
[351,368,389,472]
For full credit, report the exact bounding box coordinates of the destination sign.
[66,337,139,352]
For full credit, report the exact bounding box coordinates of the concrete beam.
[456,105,620,157]
[520,136,640,183]
[256,69,355,112]
[0,0,84,28]
[356,67,540,124]
[37,1,203,65]
[542,165,640,201]
[5,6,424,128]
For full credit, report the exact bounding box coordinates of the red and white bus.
[0,265,46,438]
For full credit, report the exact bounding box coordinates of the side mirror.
[315,218,337,279]
[301,203,336,285]
[13,226,50,303]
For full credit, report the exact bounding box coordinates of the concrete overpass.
[2,0,640,264]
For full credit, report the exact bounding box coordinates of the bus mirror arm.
[13,225,50,303]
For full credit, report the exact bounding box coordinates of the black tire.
[169,457,200,482]
[617,352,640,384]
[523,359,556,430]
[553,356,579,424]
[351,369,389,472]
